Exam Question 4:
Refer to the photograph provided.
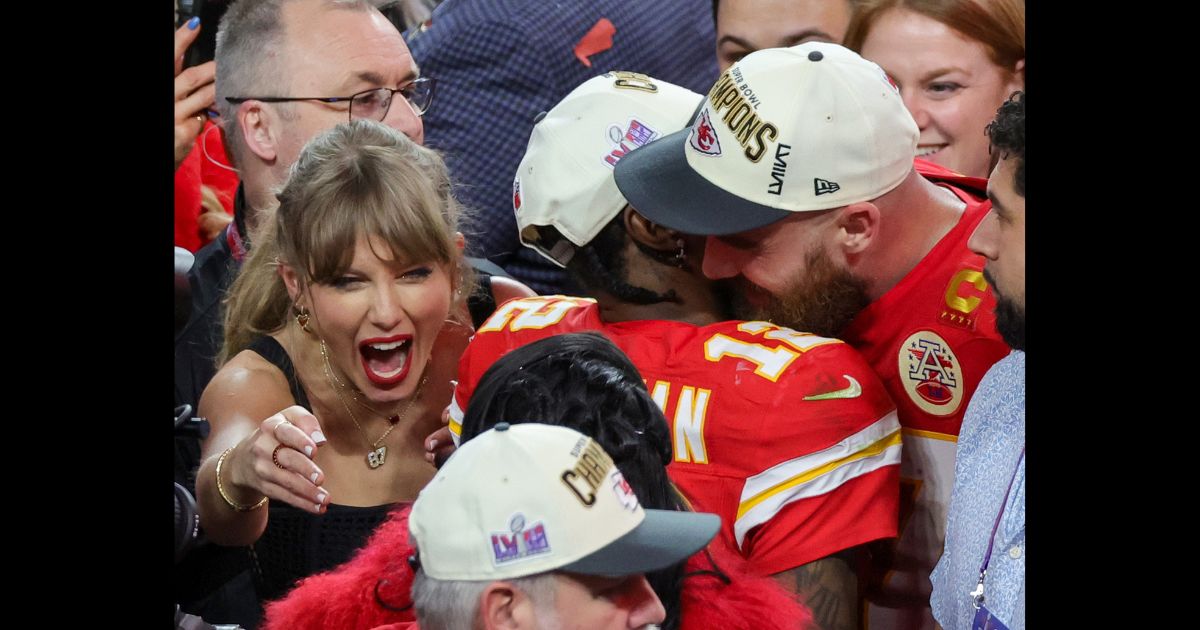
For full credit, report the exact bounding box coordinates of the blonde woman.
[195,119,474,605]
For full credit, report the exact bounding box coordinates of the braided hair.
[567,215,680,305]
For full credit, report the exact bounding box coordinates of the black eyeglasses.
[224,77,436,121]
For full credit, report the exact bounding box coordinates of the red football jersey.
[843,160,1012,630]
[450,296,900,576]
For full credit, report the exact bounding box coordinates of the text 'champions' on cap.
[613,42,919,236]
[409,422,720,581]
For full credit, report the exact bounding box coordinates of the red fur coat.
[262,505,812,630]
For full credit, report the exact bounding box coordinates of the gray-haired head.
[214,0,378,169]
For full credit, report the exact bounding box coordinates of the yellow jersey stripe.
[737,429,903,520]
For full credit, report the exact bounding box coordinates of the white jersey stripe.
[734,411,903,548]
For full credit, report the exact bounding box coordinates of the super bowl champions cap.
[613,42,920,236]
[513,72,704,267]
[409,422,720,581]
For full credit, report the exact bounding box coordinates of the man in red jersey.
[612,43,1011,630]
[445,70,901,630]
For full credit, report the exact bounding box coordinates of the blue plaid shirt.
[407,0,719,293]
[931,350,1026,630]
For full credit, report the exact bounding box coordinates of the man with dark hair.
[612,43,1012,629]
[930,91,1025,630]
[713,0,855,71]
[447,71,903,630]
[969,92,1024,352]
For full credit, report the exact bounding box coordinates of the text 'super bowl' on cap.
[513,72,704,267]
[613,42,920,236]
[409,422,720,581]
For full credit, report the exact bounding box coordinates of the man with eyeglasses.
[173,2,433,622]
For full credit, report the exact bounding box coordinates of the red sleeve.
[448,332,483,444]
[449,296,601,443]
[174,144,203,253]
[719,336,901,575]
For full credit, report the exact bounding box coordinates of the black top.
[243,336,394,604]
[244,336,311,409]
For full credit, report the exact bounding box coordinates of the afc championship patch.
[512,176,522,213]
[897,330,964,416]
[603,119,660,168]
[490,512,551,566]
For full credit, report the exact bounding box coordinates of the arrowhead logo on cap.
[689,110,723,156]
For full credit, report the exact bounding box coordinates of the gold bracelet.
[216,447,268,512]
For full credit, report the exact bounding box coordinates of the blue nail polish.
[187,16,200,29]
[207,109,219,118]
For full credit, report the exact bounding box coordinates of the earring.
[295,306,313,333]
[673,238,688,268]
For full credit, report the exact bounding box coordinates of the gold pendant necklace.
[319,340,429,469]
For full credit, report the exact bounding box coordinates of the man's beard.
[732,249,870,338]
[985,269,1026,351]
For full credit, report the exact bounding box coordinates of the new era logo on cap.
[613,43,920,236]
[814,178,840,195]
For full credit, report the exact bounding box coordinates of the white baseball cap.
[613,42,920,236]
[513,72,704,267]
[409,422,720,581]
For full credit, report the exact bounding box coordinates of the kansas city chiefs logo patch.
[512,176,522,213]
[609,469,639,512]
[689,109,723,156]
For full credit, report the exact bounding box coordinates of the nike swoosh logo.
[804,375,863,401]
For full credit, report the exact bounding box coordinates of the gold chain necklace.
[319,340,429,469]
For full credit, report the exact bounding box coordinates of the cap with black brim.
[560,509,720,578]
[613,128,793,237]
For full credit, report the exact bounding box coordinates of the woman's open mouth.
[359,335,413,386]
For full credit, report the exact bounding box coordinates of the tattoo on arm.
[772,551,858,630]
